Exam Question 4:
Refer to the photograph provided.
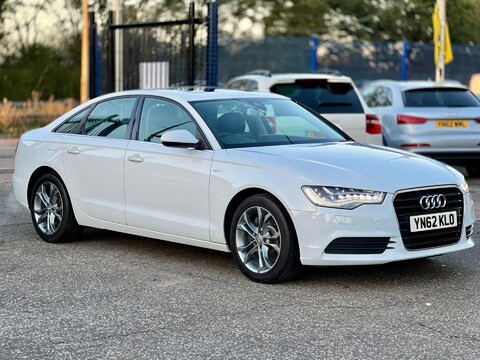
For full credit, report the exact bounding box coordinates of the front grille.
[325,237,394,254]
[393,186,463,250]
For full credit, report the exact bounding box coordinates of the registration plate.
[435,120,468,128]
[409,211,457,233]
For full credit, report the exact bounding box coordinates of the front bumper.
[291,190,475,266]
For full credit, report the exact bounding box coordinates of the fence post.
[88,12,96,98]
[107,11,115,93]
[401,39,409,80]
[206,1,218,87]
[188,2,195,86]
[310,36,318,73]
[95,24,101,96]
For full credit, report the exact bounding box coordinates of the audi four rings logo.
[419,194,447,210]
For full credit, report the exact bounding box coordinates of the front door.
[124,97,213,241]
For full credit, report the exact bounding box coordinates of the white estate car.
[225,71,382,145]
[13,89,475,283]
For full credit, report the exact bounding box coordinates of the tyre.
[466,166,480,178]
[30,173,82,243]
[229,194,301,283]
[382,136,388,146]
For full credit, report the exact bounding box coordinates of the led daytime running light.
[302,186,385,209]
[461,179,470,194]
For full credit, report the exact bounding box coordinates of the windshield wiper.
[145,121,191,142]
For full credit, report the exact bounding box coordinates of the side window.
[227,79,257,91]
[364,86,392,107]
[227,80,242,90]
[138,98,197,143]
[374,86,393,107]
[82,97,137,138]
[246,80,258,91]
[55,107,90,134]
[362,86,376,107]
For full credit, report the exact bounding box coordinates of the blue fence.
[218,35,480,87]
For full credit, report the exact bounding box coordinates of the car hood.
[229,142,461,193]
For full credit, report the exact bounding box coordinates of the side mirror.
[160,129,202,149]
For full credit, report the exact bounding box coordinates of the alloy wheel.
[235,206,281,274]
[33,182,64,235]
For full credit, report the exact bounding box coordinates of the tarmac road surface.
[1,138,479,359]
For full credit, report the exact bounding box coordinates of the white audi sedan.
[13,90,475,283]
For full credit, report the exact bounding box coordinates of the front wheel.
[229,194,301,283]
[30,173,82,243]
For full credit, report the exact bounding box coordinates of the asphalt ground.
[1,139,479,359]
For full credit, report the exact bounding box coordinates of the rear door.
[62,96,138,224]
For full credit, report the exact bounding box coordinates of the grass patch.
[0,92,77,137]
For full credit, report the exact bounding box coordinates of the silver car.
[362,80,480,177]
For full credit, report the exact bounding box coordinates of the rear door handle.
[127,154,144,163]
[67,147,80,155]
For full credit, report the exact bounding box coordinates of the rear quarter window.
[271,80,364,114]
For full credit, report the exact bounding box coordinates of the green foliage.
[0,0,6,41]
[264,0,329,36]
[0,39,81,100]
[334,0,434,42]
[447,0,480,44]
[247,0,480,44]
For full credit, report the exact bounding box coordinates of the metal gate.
[91,1,218,95]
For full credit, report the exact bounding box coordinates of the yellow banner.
[433,3,453,66]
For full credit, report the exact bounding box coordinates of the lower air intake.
[324,237,394,254]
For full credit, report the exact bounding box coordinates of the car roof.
[87,89,288,104]
[270,73,352,82]
[228,73,353,84]
[365,80,467,91]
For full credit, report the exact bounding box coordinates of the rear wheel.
[30,174,82,243]
[229,194,301,283]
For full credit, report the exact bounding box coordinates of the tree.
[446,0,480,44]
[0,42,80,100]
[264,0,329,36]
[0,0,83,99]
[225,0,480,45]
[0,0,9,58]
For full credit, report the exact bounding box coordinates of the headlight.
[461,179,470,194]
[302,186,385,209]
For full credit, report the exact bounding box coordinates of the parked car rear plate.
[409,211,457,233]
[435,120,468,128]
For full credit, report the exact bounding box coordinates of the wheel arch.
[223,187,298,251]
[27,167,67,209]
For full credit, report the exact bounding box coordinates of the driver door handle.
[127,154,144,163]
[67,147,80,155]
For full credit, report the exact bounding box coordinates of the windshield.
[190,98,347,149]
[403,88,480,107]
[270,80,364,114]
